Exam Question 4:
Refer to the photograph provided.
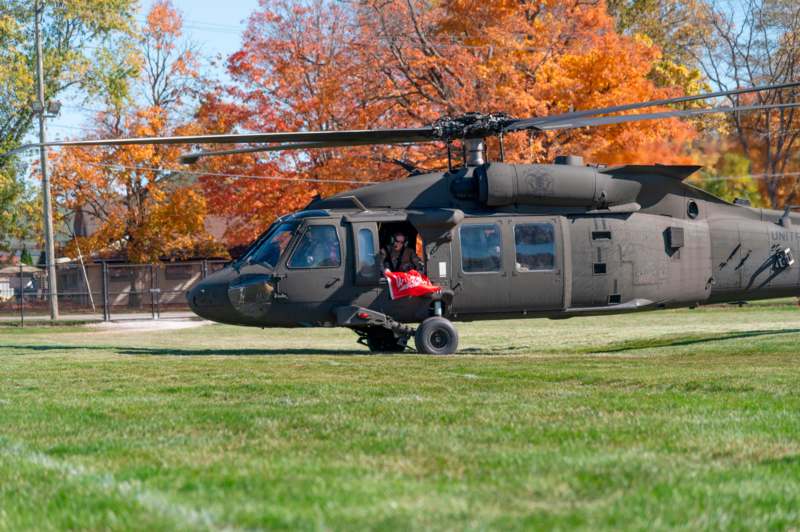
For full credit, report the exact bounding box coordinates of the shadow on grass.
[759,454,800,467]
[0,344,367,356]
[121,346,368,356]
[8,327,800,357]
[586,328,800,354]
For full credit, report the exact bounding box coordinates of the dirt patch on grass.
[87,319,211,333]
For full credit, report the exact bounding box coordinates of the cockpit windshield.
[236,210,330,268]
[245,222,298,268]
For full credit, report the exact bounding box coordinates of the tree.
[0,0,137,147]
[607,0,709,68]
[698,0,800,207]
[606,0,712,116]
[199,0,698,247]
[20,245,32,265]
[50,1,223,267]
[0,172,23,250]
[0,0,137,255]
[693,151,763,206]
[0,168,39,253]
[197,0,394,246]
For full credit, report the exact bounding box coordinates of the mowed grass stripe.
[0,438,240,532]
[1,303,799,529]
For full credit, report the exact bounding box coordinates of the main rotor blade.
[531,101,800,131]
[2,127,436,158]
[506,80,800,132]
[6,81,798,162]
[179,138,419,164]
[180,142,331,164]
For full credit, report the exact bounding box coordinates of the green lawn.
[1,304,799,530]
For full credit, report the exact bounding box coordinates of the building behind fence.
[0,260,228,322]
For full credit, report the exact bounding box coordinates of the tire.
[415,317,459,355]
[365,328,407,353]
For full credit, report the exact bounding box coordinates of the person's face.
[393,235,406,249]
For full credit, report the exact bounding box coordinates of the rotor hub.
[431,112,514,142]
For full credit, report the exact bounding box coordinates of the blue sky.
[50,0,259,139]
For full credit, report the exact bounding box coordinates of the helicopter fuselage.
[188,160,800,342]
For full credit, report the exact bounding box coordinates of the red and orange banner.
[384,269,441,299]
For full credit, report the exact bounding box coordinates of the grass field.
[1,303,800,531]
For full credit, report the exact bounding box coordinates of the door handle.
[325,277,341,288]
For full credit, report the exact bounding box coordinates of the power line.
[49,123,98,133]
[62,104,107,113]
[134,17,244,36]
[82,161,376,185]
[691,171,800,182]
[132,14,557,51]
[183,23,243,36]
[746,171,800,179]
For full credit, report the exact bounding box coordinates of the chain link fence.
[0,260,228,325]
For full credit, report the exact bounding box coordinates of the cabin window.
[514,223,555,271]
[357,228,377,274]
[460,224,502,273]
[288,225,341,269]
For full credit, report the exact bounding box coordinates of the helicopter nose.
[187,269,238,323]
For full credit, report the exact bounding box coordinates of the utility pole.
[34,0,59,320]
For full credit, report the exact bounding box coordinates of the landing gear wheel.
[415,317,459,355]
[363,327,407,353]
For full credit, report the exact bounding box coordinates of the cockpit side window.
[248,222,297,268]
[357,228,377,272]
[288,225,342,269]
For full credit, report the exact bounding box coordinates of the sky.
[49,0,260,140]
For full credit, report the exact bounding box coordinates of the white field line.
[0,438,244,531]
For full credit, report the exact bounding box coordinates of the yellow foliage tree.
[49,0,224,264]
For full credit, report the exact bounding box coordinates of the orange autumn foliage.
[195,0,697,246]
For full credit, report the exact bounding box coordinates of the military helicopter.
[10,81,800,354]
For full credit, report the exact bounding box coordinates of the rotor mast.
[463,139,486,167]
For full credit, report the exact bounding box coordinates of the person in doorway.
[381,231,423,273]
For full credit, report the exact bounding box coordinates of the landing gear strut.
[339,305,458,354]
[357,326,410,353]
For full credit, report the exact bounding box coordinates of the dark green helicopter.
[11,82,800,354]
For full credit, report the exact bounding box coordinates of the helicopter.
[9,81,800,354]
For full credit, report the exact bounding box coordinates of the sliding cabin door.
[506,217,565,312]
